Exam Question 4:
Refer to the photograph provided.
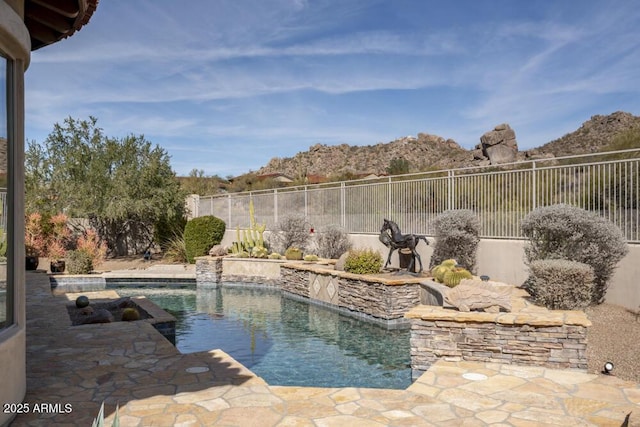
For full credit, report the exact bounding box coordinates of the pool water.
[115,285,412,389]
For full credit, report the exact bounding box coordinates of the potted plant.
[25,213,46,271]
[47,213,71,273]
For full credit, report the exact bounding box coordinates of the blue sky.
[25,0,640,177]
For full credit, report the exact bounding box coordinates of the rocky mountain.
[524,111,640,158]
[255,111,640,180]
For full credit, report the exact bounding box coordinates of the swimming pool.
[115,285,412,389]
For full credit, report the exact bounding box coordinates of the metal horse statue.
[379,219,429,273]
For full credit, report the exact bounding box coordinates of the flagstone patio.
[9,271,639,426]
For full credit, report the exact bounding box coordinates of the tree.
[25,116,187,256]
[386,157,410,175]
[179,168,225,196]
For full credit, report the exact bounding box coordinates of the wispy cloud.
[24,0,640,176]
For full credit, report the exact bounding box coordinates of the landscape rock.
[334,252,349,271]
[81,308,114,324]
[209,244,228,257]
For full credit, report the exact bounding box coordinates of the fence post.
[532,161,537,210]
[447,170,454,210]
[341,182,346,228]
[304,186,308,221]
[273,188,278,227]
[387,176,392,219]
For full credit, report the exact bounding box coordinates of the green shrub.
[344,249,383,275]
[66,250,94,274]
[316,225,351,259]
[183,216,226,264]
[429,210,480,273]
[524,259,595,310]
[521,204,628,304]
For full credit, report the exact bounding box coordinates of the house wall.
[0,3,29,425]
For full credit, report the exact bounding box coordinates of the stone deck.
[10,271,639,426]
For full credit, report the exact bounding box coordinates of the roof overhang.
[24,0,99,51]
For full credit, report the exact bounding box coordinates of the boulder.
[335,252,349,271]
[81,309,114,324]
[209,244,228,257]
[480,124,518,164]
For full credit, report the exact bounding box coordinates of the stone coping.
[282,262,428,285]
[407,281,591,327]
[406,303,591,327]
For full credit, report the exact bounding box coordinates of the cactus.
[304,254,319,262]
[285,247,303,260]
[122,308,140,321]
[251,246,269,259]
[234,199,267,257]
[431,264,452,283]
[442,259,458,268]
[235,250,250,258]
[268,252,282,260]
[443,267,473,288]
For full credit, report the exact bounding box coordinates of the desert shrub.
[183,216,226,263]
[76,229,107,268]
[429,209,480,272]
[163,232,188,263]
[344,249,383,275]
[269,215,310,254]
[66,250,94,274]
[521,204,628,304]
[316,225,352,259]
[524,259,595,310]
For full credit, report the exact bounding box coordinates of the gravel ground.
[586,303,640,383]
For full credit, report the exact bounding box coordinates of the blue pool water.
[115,285,412,389]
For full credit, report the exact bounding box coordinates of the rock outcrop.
[247,111,640,182]
[475,124,518,165]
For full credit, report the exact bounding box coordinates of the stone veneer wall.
[195,257,223,286]
[196,256,285,287]
[406,305,590,379]
[280,264,422,324]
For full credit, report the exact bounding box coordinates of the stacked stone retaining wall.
[280,264,422,325]
[406,299,591,379]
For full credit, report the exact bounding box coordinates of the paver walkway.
[10,271,639,426]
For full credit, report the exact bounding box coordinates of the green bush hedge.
[524,259,595,310]
[344,249,383,274]
[184,216,226,263]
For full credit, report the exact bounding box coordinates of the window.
[0,56,7,329]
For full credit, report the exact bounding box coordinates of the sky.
[24,0,640,178]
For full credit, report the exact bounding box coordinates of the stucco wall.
[0,327,26,426]
[0,2,29,425]
[220,229,639,310]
